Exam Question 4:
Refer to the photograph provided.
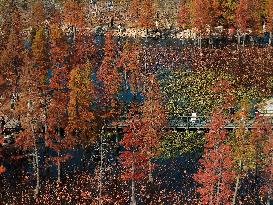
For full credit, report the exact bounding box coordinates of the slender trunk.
[57,151,61,183]
[34,142,40,198]
[199,34,202,49]
[57,128,61,183]
[269,32,272,46]
[148,159,153,182]
[99,125,105,205]
[266,154,272,205]
[31,124,40,199]
[237,30,240,50]
[232,160,242,205]
[131,162,137,205]
[148,95,154,183]
[254,147,260,205]
[124,70,127,90]
[216,167,222,205]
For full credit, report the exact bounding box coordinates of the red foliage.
[97,31,121,98]
[193,110,235,204]
[191,0,211,31]
[252,115,273,200]
[119,113,149,181]
[235,0,261,33]
[177,1,190,29]
[211,79,235,109]
[0,165,6,174]
[116,41,141,93]
[267,0,273,30]
[63,0,85,29]
[139,0,155,29]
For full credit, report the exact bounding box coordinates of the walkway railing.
[111,112,273,129]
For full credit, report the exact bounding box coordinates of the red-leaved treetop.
[139,0,155,30]
[140,75,166,182]
[63,0,85,39]
[191,0,211,32]
[97,31,121,100]
[193,109,235,205]
[251,115,273,204]
[67,62,95,143]
[119,111,149,205]
[116,41,141,94]
[177,0,191,29]
[31,0,46,29]
[128,0,141,28]
[194,79,236,204]
[235,0,261,33]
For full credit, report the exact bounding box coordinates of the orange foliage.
[0,165,6,174]
[177,1,190,29]
[97,31,121,97]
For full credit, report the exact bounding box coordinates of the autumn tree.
[31,0,46,29]
[139,0,155,32]
[266,0,273,44]
[0,6,24,108]
[140,75,166,181]
[15,56,44,199]
[231,99,255,205]
[116,40,141,95]
[31,27,49,84]
[221,0,238,24]
[193,80,235,204]
[47,63,72,183]
[251,114,273,204]
[96,31,121,204]
[191,0,211,45]
[97,31,121,106]
[193,109,235,205]
[158,69,235,117]
[138,75,166,203]
[127,0,141,28]
[177,0,191,29]
[67,62,95,145]
[63,0,85,40]
[235,0,262,47]
[119,111,149,205]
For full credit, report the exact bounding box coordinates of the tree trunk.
[266,155,272,205]
[216,167,222,205]
[31,124,40,199]
[237,30,240,50]
[131,163,137,205]
[99,125,105,205]
[269,32,272,46]
[57,151,61,183]
[148,159,153,182]
[199,34,202,49]
[57,128,61,183]
[34,143,40,198]
[254,147,260,205]
[232,160,242,205]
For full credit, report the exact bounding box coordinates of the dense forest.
[0,0,272,204]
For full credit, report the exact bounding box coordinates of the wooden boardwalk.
[111,114,273,130]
